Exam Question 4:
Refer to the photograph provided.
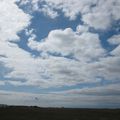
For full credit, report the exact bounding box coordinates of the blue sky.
[0,0,120,108]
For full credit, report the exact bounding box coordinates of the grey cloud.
[59,83,120,96]
[0,90,120,108]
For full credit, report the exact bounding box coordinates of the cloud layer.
[19,0,120,29]
[0,0,120,107]
[0,0,120,87]
[0,89,120,108]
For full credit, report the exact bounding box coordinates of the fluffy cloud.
[0,0,30,42]
[76,25,89,34]
[0,0,120,89]
[27,28,120,87]
[28,28,106,61]
[19,0,120,29]
[0,0,33,84]
[82,0,120,29]
[108,34,120,45]
[0,0,120,108]
[108,34,120,56]
[111,46,120,56]
[0,0,31,82]
[90,56,120,81]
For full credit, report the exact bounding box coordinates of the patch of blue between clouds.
[17,11,81,57]
[17,12,120,57]
[90,20,120,52]
[16,1,120,55]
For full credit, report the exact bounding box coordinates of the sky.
[0,0,120,108]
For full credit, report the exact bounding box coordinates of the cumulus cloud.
[0,0,120,108]
[0,0,31,83]
[108,34,120,56]
[27,28,120,87]
[19,0,120,29]
[0,0,120,96]
[28,28,106,61]
[0,0,31,42]
[0,0,119,88]
[91,56,120,81]
[0,0,34,85]
[108,34,120,45]
[76,25,89,34]
[0,81,5,85]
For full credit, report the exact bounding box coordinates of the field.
[0,106,120,120]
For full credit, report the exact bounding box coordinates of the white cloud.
[0,0,120,89]
[0,0,31,42]
[91,56,120,81]
[19,0,120,29]
[108,34,120,45]
[76,25,89,34]
[28,28,106,61]
[82,12,111,30]
[58,83,120,96]
[19,0,97,20]
[39,5,58,19]
[108,34,120,56]
[42,0,98,20]
[27,27,120,87]
[0,0,120,108]
[111,46,120,56]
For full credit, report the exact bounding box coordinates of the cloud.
[111,46,120,56]
[76,25,89,34]
[39,4,58,19]
[57,83,120,96]
[19,0,120,29]
[0,0,120,108]
[27,28,120,87]
[91,56,120,81]
[82,12,111,30]
[0,81,5,85]
[0,90,120,108]
[0,0,120,90]
[108,34,120,45]
[28,28,106,61]
[0,0,31,42]
[0,0,31,85]
[108,34,120,56]
[0,0,34,85]
[81,0,120,29]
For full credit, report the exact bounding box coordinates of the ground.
[0,106,120,120]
